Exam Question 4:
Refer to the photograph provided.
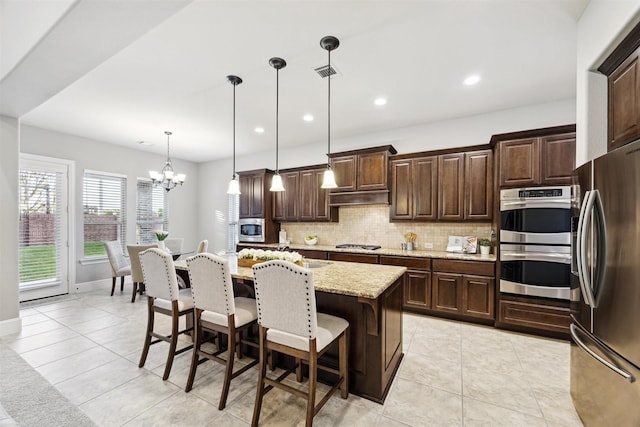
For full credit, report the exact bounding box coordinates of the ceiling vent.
[314,63,341,78]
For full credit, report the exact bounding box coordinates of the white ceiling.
[2,0,588,163]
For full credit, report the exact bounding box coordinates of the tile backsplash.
[281,205,493,251]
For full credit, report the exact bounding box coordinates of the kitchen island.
[175,256,406,404]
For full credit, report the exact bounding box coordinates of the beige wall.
[281,205,492,251]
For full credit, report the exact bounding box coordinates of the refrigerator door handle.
[577,190,596,307]
[591,189,607,307]
[570,324,635,383]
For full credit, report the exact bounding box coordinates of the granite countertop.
[175,255,406,299]
[237,242,497,262]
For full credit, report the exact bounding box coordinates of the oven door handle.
[501,252,571,263]
[502,199,570,206]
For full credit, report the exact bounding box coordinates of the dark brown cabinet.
[431,259,495,323]
[328,145,397,206]
[272,171,298,221]
[498,134,575,187]
[273,167,337,222]
[389,156,437,221]
[380,256,432,311]
[608,46,640,151]
[438,153,465,220]
[239,170,272,218]
[464,150,493,220]
[497,294,570,338]
[390,148,492,221]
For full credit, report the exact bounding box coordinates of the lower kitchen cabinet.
[329,252,379,264]
[496,294,571,339]
[379,256,432,311]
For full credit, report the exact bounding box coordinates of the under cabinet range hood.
[327,145,397,206]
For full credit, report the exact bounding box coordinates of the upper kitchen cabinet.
[390,147,492,221]
[597,22,640,152]
[389,156,437,221]
[238,169,274,218]
[272,166,338,222]
[329,145,397,206]
[438,153,465,220]
[496,126,576,188]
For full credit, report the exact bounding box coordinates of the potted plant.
[478,238,493,256]
[155,230,169,250]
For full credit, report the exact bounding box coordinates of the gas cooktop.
[335,244,381,251]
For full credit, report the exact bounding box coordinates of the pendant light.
[149,131,186,192]
[320,36,339,189]
[226,75,243,195]
[269,57,286,192]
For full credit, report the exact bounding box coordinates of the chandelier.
[149,131,186,192]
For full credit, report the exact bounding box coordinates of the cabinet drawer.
[298,249,328,260]
[498,298,570,335]
[379,256,431,270]
[329,252,379,264]
[432,259,494,276]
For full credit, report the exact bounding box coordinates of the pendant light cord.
[275,67,280,173]
[232,82,236,178]
[327,48,331,168]
[165,131,172,166]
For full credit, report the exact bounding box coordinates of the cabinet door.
[331,155,357,191]
[464,150,493,220]
[314,169,332,221]
[499,139,540,187]
[272,188,286,221]
[608,49,640,151]
[299,170,316,221]
[413,156,438,220]
[283,172,299,220]
[438,153,464,220]
[432,272,461,314]
[404,270,432,310]
[358,151,388,191]
[462,275,494,319]
[390,159,413,220]
[541,134,576,185]
[239,173,264,218]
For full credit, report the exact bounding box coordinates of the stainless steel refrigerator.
[570,138,640,426]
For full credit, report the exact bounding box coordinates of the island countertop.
[175,255,406,299]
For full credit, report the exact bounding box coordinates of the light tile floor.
[1,288,583,426]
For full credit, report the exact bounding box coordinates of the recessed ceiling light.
[374,97,387,106]
[303,114,314,122]
[254,127,265,134]
[463,75,481,86]
[138,141,153,146]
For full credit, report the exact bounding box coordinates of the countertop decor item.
[237,248,302,267]
[269,57,286,192]
[305,235,318,245]
[226,75,243,195]
[320,35,340,189]
[149,131,186,192]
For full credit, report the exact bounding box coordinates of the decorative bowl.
[305,237,318,246]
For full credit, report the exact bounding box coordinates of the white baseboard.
[0,316,22,337]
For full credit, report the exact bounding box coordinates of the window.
[83,171,126,257]
[228,193,239,252]
[136,179,168,244]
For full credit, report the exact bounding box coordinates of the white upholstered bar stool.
[184,253,259,409]
[138,248,194,380]
[251,260,349,427]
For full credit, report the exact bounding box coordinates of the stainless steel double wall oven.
[499,186,572,300]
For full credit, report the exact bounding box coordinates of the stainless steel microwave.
[239,218,265,243]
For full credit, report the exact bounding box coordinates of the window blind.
[137,179,168,244]
[228,193,239,252]
[83,171,126,256]
[18,167,63,285]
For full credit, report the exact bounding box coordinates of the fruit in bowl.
[305,235,318,245]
